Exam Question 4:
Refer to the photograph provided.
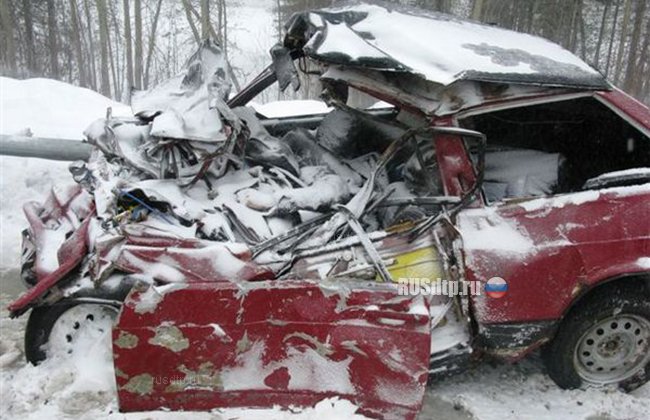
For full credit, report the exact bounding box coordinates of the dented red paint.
[8,186,94,315]
[114,281,430,419]
[461,187,650,325]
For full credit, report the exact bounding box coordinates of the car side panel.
[460,186,649,325]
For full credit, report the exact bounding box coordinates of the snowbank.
[0,77,130,139]
[0,77,131,272]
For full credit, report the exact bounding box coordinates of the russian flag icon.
[485,277,508,298]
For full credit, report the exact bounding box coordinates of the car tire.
[25,301,118,365]
[542,285,650,391]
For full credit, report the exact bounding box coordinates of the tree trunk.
[578,2,587,61]
[123,0,133,96]
[593,1,610,69]
[144,0,163,89]
[433,0,450,13]
[69,0,87,87]
[623,0,647,91]
[22,0,37,76]
[83,0,97,90]
[182,0,200,45]
[201,0,210,40]
[525,0,536,34]
[0,0,17,76]
[631,19,650,95]
[276,0,282,41]
[471,0,484,21]
[134,0,143,89]
[108,0,120,99]
[96,0,111,96]
[222,0,228,59]
[47,0,60,78]
[218,0,223,42]
[568,0,581,53]
[605,0,621,76]
[614,0,632,83]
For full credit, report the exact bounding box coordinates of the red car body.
[8,4,650,419]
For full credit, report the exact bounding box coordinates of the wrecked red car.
[8,3,650,419]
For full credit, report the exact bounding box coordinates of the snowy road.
[1,282,648,420]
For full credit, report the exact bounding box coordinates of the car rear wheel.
[543,286,650,391]
[25,301,119,365]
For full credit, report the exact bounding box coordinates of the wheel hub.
[47,304,118,357]
[574,314,650,385]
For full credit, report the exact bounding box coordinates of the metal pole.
[0,135,92,161]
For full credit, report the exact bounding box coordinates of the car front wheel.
[543,285,650,391]
[25,301,119,365]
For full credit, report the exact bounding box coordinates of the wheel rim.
[47,304,118,358]
[574,314,650,385]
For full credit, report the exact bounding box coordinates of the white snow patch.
[518,183,650,212]
[309,4,602,87]
[588,167,650,179]
[636,257,650,270]
[251,100,331,118]
[220,339,355,395]
[457,207,534,254]
[0,77,130,139]
[518,190,601,212]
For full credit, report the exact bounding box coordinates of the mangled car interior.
[460,97,650,202]
[8,2,650,419]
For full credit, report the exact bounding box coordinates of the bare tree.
[22,0,37,76]
[108,0,121,99]
[182,0,201,45]
[623,0,647,91]
[568,0,582,52]
[96,0,111,96]
[614,0,632,82]
[629,12,649,93]
[68,0,86,87]
[83,0,98,90]
[47,0,60,78]
[221,0,229,60]
[578,1,588,60]
[123,0,133,95]
[471,0,485,20]
[0,0,17,76]
[593,0,611,68]
[201,0,210,40]
[134,0,142,89]
[144,0,163,89]
[604,0,621,75]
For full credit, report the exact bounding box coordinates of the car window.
[460,96,650,204]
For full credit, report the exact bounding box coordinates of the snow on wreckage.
[8,25,476,420]
[8,1,650,419]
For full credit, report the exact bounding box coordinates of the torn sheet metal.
[85,40,245,184]
[131,39,231,142]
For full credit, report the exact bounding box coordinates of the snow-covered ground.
[1,290,648,420]
[1,73,649,420]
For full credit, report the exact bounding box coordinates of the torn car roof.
[284,2,609,91]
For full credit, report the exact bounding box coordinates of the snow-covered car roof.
[284,2,609,90]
